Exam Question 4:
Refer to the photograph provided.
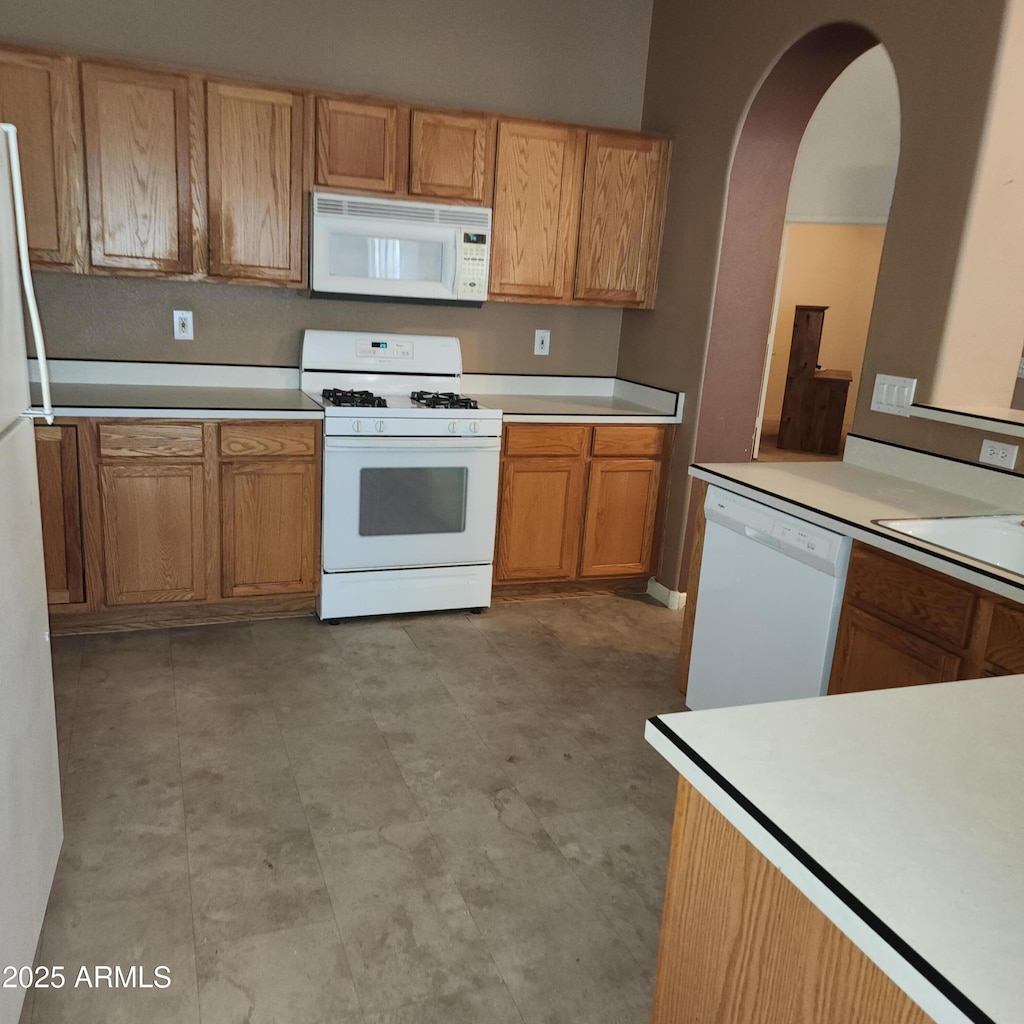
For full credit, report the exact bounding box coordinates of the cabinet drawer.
[504,424,588,457]
[99,423,204,459]
[591,425,666,457]
[220,422,318,458]
[845,544,976,649]
[984,603,1024,673]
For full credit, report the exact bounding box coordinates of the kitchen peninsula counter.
[691,434,1024,602]
[645,676,1024,1024]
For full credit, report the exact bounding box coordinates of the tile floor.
[22,594,686,1024]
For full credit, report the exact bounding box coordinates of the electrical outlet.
[979,438,1019,469]
[173,310,194,341]
[534,329,550,356]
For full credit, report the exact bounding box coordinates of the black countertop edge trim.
[848,431,1024,478]
[690,465,1024,595]
[647,715,995,1024]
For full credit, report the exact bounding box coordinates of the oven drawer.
[219,422,318,458]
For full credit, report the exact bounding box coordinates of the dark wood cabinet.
[34,425,84,605]
[777,305,851,455]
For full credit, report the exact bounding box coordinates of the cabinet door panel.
[0,50,85,269]
[575,132,669,307]
[409,109,495,203]
[496,457,584,580]
[221,461,317,596]
[208,82,304,281]
[316,97,407,193]
[827,607,962,696]
[35,425,84,605]
[984,602,1024,674]
[99,463,205,604]
[580,458,660,576]
[490,120,585,301]
[82,63,194,272]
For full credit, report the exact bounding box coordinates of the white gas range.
[300,330,503,621]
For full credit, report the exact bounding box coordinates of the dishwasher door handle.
[743,525,781,550]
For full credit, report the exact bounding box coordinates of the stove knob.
[352,420,363,433]
[375,420,385,433]
[469,421,479,434]
[448,421,458,434]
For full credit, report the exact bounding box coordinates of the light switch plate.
[870,373,917,417]
[534,329,550,356]
[173,310,194,341]
[1017,357,1024,379]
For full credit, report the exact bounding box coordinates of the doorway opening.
[754,45,900,463]
[690,23,893,469]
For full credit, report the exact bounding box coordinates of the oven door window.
[359,467,467,536]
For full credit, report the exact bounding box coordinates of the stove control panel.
[356,339,414,362]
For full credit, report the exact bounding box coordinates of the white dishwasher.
[686,485,851,710]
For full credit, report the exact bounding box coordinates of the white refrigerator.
[0,125,63,1023]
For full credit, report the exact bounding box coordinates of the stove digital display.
[463,233,487,244]
[371,341,387,349]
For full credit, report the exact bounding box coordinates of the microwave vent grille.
[314,193,491,230]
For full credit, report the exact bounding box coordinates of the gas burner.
[322,388,387,408]
[410,390,479,410]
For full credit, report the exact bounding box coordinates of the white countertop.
[646,676,1024,1024]
[30,382,323,419]
[692,435,1024,601]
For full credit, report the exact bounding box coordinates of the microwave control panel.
[458,232,489,299]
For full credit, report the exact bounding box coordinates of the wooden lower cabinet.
[496,457,585,580]
[495,423,669,586]
[99,461,206,604]
[37,418,321,628]
[34,425,84,605]
[652,779,935,1024]
[827,606,963,695]
[580,457,660,576]
[221,460,317,596]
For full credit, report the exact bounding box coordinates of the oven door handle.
[324,436,500,452]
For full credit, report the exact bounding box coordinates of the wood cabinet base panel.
[47,593,316,634]
[652,778,935,1024]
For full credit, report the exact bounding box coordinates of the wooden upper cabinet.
[0,49,85,270]
[409,109,496,204]
[316,96,408,194]
[207,82,305,282]
[489,119,586,301]
[81,63,198,273]
[575,131,670,307]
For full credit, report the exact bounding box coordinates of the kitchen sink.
[875,514,1024,576]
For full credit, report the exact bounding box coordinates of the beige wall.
[621,0,1013,590]
[762,223,884,435]
[6,0,653,375]
[33,274,623,375]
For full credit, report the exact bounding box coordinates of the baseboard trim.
[647,577,685,610]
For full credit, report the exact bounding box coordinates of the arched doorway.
[692,23,882,467]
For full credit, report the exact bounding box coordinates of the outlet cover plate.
[870,373,917,417]
[534,329,550,356]
[979,438,1019,469]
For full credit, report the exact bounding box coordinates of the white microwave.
[310,192,491,305]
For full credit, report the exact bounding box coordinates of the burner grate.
[410,390,479,410]
[322,388,388,408]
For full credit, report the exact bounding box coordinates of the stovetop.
[410,391,479,410]
[322,388,389,408]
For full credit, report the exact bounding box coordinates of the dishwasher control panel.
[704,486,848,576]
